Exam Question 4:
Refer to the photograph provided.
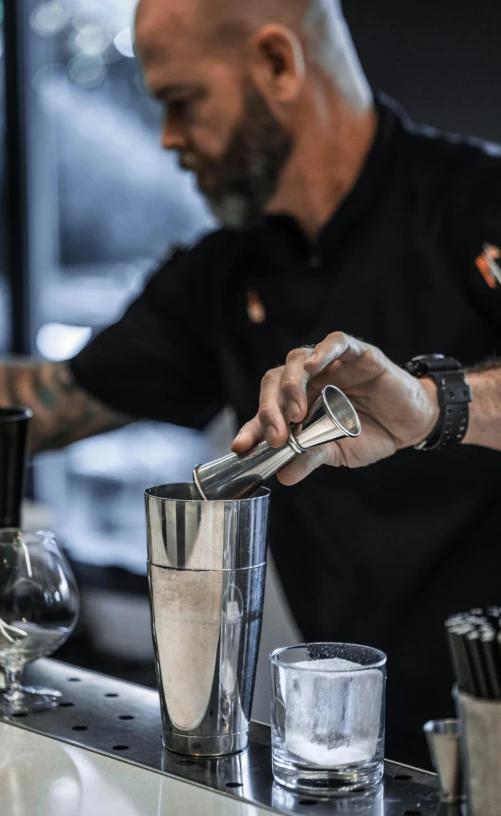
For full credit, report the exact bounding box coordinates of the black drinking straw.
[446,624,478,696]
[465,629,490,699]
[480,629,501,700]
[446,609,501,699]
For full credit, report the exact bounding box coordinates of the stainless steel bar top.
[0,659,446,816]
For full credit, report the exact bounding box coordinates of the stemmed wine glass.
[0,528,79,714]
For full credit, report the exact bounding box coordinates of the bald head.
[136,0,369,106]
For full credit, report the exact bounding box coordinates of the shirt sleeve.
[69,238,225,429]
[435,142,501,336]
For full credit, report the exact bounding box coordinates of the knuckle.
[281,376,300,399]
[258,402,276,424]
[261,367,281,388]
[285,348,305,364]
[362,344,380,368]
[318,331,347,352]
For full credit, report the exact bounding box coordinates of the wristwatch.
[403,354,472,451]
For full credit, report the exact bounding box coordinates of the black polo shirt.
[70,93,501,768]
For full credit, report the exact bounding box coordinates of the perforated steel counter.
[0,660,460,816]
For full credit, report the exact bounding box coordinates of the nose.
[161,118,186,152]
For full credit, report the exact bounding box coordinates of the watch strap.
[404,356,472,451]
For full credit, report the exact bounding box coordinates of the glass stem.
[4,667,24,700]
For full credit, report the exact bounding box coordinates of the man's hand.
[231,332,440,484]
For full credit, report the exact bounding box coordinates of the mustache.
[178,154,195,172]
[178,153,220,175]
[179,153,202,172]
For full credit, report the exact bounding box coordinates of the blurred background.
[1,0,500,722]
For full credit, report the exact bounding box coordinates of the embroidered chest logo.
[475,243,501,289]
[246,288,266,324]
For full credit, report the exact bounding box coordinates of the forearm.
[463,364,501,450]
[0,359,131,453]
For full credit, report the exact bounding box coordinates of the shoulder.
[380,95,501,241]
[391,95,501,187]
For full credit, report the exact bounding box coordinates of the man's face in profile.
[135,0,293,227]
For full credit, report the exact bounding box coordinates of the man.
[3,0,501,766]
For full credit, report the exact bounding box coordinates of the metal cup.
[145,483,270,757]
[456,690,501,816]
[423,719,464,804]
[193,385,361,501]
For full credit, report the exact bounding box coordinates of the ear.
[248,24,305,104]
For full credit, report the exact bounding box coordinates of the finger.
[231,416,262,453]
[304,332,368,373]
[257,367,290,447]
[281,346,317,422]
[277,443,345,485]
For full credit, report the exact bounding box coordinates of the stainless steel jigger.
[193,385,361,501]
[423,719,465,804]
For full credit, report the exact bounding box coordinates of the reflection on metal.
[7,660,442,816]
[145,484,270,756]
[424,719,464,804]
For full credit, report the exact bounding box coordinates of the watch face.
[407,354,462,377]
[406,354,447,377]
[412,354,445,363]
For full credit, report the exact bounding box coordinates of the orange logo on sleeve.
[475,244,501,289]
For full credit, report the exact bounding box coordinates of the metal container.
[423,719,464,803]
[193,385,361,501]
[145,482,270,757]
[456,689,501,815]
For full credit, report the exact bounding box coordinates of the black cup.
[0,406,32,529]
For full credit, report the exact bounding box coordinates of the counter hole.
[394,774,412,781]
[225,782,243,789]
[298,800,318,806]
[118,715,134,720]
[113,745,129,751]
[60,702,75,708]
[12,712,27,718]
[72,725,87,731]
[68,678,81,682]
[105,693,119,698]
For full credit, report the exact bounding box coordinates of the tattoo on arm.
[0,359,131,453]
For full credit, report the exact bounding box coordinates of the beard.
[183,87,293,228]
